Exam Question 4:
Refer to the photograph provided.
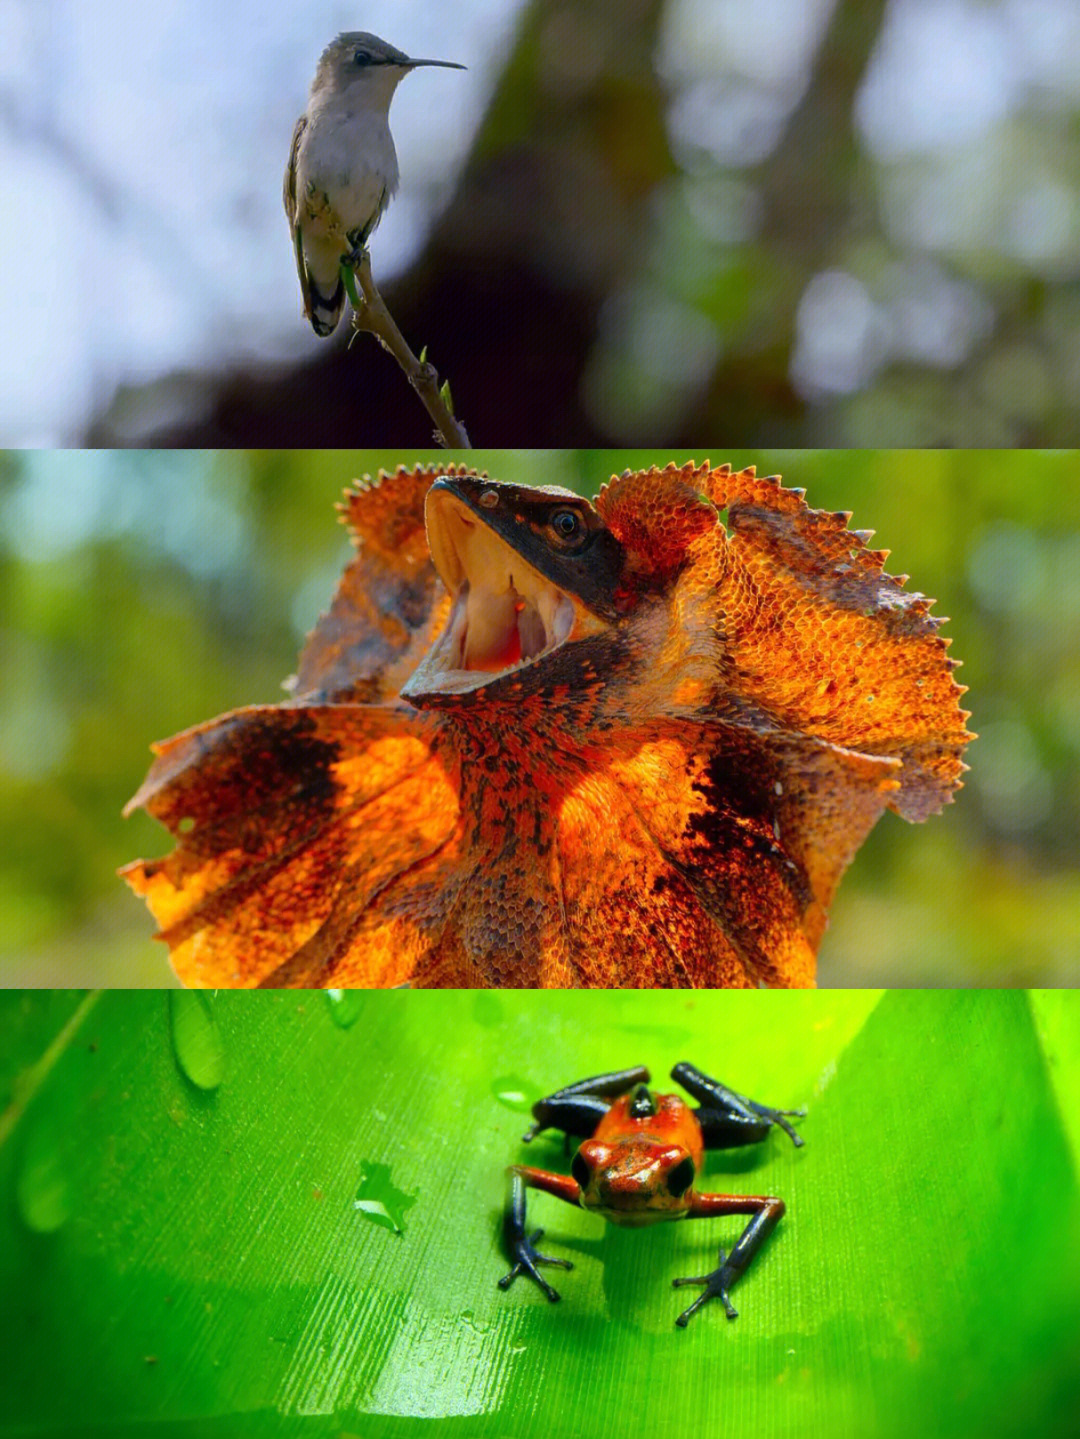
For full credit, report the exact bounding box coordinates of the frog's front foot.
[672,1248,739,1325]
[498,1227,573,1303]
[750,1101,807,1148]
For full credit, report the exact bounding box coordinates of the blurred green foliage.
[1,448,1078,986]
[573,0,1080,447]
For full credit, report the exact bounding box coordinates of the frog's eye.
[667,1157,695,1198]
[571,1152,591,1191]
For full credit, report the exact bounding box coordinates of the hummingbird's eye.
[546,508,587,549]
[353,48,373,66]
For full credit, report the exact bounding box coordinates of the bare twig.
[342,251,470,448]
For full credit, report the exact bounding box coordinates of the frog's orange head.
[572,1135,697,1226]
[571,1085,699,1226]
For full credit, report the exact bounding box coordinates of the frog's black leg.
[673,1193,786,1325]
[522,1066,650,1143]
[498,1166,579,1302]
[671,1062,805,1148]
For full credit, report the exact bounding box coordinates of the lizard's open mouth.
[401,487,607,698]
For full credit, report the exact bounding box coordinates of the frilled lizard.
[122,461,972,988]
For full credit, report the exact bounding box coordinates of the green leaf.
[1,991,1078,1438]
[339,261,361,309]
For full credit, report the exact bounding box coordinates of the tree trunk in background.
[684,0,889,443]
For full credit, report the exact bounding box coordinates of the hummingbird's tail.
[294,228,348,338]
[307,273,346,337]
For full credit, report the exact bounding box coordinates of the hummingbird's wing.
[284,114,315,322]
[283,113,305,223]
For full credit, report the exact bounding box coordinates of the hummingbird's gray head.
[314,32,465,99]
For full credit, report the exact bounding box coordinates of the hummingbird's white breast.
[297,101,400,239]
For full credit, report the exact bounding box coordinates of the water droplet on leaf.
[353,1161,417,1235]
[169,992,225,1091]
[325,989,364,1028]
[16,1119,71,1233]
[491,1075,536,1112]
[472,993,503,1028]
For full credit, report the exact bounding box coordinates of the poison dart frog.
[499,1063,804,1326]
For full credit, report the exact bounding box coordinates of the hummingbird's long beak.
[403,58,467,70]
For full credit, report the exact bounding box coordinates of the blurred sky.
[3,0,1080,445]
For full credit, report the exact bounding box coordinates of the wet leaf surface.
[1,990,1078,1437]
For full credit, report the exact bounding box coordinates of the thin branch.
[343,252,471,448]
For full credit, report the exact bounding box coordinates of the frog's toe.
[672,1250,739,1325]
[499,1228,573,1302]
[750,1102,806,1147]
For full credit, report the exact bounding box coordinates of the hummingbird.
[284,33,465,337]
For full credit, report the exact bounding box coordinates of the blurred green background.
[1,447,1078,987]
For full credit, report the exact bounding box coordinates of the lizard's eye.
[667,1157,695,1198]
[571,1152,591,1190]
[546,508,587,549]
